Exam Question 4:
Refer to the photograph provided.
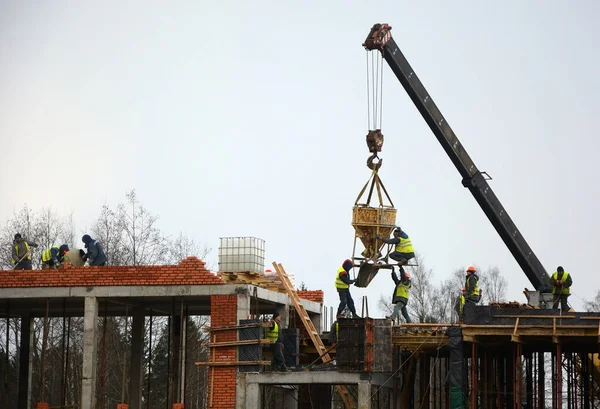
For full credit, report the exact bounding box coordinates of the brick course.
[0,257,223,287]
[297,290,324,304]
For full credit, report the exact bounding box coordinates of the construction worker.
[11,233,38,270]
[454,287,466,319]
[266,312,289,371]
[81,234,107,266]
[41,244,69,270]
[376,227,415,265]
[550,266,572,311]
[386,267,412,323]
[464,265,481,304]
[335,259,360,318]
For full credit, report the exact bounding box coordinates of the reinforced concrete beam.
[0,284,322,314]
[245,371,370,385]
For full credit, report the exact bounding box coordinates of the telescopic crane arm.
[363,23,551,292]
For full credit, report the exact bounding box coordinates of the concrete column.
[17,315,33,409]
[358,381,371,409]
[245,382,260,408]
[237,292,250,323]
[170,311,182,406]
[284,387,298,409]
[235,372,247,409]
[81,297,98,409]
[129,309,145,409]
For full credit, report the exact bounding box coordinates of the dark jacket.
[465,273,479,295]
[12,239,38,263]
[391,269,411,304]
[85,239,107,266]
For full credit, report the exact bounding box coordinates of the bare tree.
[166,231,211,266]
[584,290,600,312]
[377,294,393,317]
[117,190,168,266]
[480,266,507,304]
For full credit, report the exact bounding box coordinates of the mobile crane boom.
[363,24,551,292]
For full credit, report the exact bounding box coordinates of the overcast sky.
[1,1,598,315]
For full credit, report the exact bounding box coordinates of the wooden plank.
[204,323,270,332]
[204,339,274,348]
[195,360,271,366]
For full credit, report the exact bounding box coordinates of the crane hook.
[367,154,383,170]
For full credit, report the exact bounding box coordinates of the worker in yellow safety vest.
[464,265,481,304]
[454,287,467,321]
[377,227,415,266]
[266,312,289,371]
[335,259,360,318]
[550,266,572,312]
[11,233,39,270]
[386,267,412,323]
[41,244,70,270]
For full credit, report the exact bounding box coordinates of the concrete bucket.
[351,167,397,287]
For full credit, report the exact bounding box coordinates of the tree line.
[378,253,600,322]
[0,190,210,269]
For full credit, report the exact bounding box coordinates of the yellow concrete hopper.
[351,167,397,287]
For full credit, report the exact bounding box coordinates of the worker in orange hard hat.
[386,267,412,323]
[464,265,481,304]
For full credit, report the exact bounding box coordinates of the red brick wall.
[0,257,223,287]
[209,295,238,409]
[297,290,324,304]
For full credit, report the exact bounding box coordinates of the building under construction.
[0,244,599,409]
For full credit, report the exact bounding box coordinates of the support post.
[81,297,98,409]
[556,344,562,409]
[237,292,250,323]
[358,381,371,409]
[17,315,33,409]
[245,382,260,408]
[129,309,145,409]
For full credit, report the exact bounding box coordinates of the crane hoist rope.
[350,39,398,288]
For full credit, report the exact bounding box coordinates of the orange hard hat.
[462,286,466,292]
[466,265,477,273]
[405,271,411,279]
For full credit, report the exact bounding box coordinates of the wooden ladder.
[272,262,357,409]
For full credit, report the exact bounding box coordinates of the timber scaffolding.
[0,259,599,409]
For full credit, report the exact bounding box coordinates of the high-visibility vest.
[42,246,59,263]
[551,271,570,295]
[395,236,414,253]
[394,281,411,300]
[334,266,349,289]
[266,322,279,341]
[465,274,480,296]
[459,295,465,313]
[13,242,31,263]
[336,322,339,340]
